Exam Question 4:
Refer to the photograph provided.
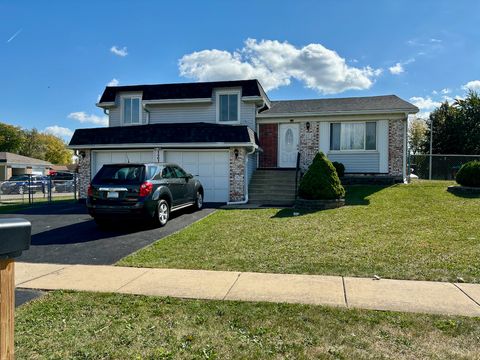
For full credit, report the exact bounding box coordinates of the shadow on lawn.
[271,185,390,218]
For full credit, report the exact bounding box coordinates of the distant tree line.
[0,122,72,164]
[409,91,480,155]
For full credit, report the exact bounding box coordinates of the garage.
[92,150,154,177]
[165,150,229,203]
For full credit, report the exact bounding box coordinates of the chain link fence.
[0,173,78,205]
[409,154,480,180]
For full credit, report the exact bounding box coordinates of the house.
[69,79,418,203]
[0,152,52,181]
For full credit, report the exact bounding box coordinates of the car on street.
[0,175,47,195]
[86,163,204,227]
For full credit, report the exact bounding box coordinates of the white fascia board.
[69,142,258,150]
[257,109,419,118]
[142,98,212,105]
[96,102,116,108]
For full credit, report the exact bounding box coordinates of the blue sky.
[1,0,479,141]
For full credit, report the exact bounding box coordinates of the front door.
[278,123,299,168]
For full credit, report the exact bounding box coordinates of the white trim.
[96,102,116,108]
[120,95,143,126]
[142,98,212,105]
[70,142,258,150]
[216,90,241,124]
[257,109,418,118]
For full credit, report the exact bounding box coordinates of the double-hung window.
[217,92,239,122]
[330,122,376,151]
[122,96,142,125]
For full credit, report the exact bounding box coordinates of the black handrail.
[294,152,301,201]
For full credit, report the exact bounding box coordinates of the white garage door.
[165,150,229,203]
[92,150,154,176]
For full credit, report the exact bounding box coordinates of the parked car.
[50,171,74,182]
[0,175,47,195]
[86,163,204,227]
[54,179,77,193]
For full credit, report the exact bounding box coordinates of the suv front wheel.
[155,199,170,227]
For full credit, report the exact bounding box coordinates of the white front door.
[165,150,229,203]
[278,123,299,168]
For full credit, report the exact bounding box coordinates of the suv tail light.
[87,184,93,197]
[139,181,153,197]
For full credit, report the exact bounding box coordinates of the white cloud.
[178,38,382,94]
[409,96,442,111]
[68,112,108,126]
[108,78,119,86]
[441,88,451,94]
[43,125,74,140]
[462,80,480,91]
[110,45,128,57]
[389,63,404,75]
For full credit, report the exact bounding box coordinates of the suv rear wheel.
[155,199,170,227]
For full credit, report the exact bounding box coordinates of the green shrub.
[456,161,480,187]
[332,161,345,177]
[298,152,345,200]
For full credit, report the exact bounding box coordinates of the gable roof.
[0,152,52,166]
[69,122,258,148]
[98,79,267,104]
[258,95,419,117]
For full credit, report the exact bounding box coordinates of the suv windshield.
[93,165,145,184]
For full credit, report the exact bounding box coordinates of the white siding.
[108,88,257,130]
[328,152,380,173]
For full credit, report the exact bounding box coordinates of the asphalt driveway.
[0,202,217,265]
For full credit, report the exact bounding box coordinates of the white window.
[217,92,239,122]
[330,122,376,151]
[122,96,142,125]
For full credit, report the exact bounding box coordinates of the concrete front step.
[248,169,298,206]
[249,186,297,192]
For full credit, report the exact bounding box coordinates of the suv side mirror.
[186,173,194,179]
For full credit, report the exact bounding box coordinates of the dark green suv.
[86,163,204,227]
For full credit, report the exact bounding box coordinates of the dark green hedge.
[332,161,345,177]
[298,152,345,200]
[456,161,480,187]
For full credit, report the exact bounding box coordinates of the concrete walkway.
[15,262,480,317]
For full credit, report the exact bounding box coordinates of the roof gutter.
[257,108,419,118]
[68,142,259,150]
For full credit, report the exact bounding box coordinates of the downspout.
[143,103,150,124]
[227,146,257,205]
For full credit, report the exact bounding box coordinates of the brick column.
[388,119,404,177]
[78,150,91,199]
[298,121,320,171]
[229,147,246,202]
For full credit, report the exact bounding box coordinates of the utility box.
[0,218,31,259]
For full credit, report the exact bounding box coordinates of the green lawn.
[119,181,480,283]
[16,291,480,359]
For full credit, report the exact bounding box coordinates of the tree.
[20,129,45,159]
[408,118,428,154]
[423,91,480,154]
[0,122,25,153]
[38,134,72,165]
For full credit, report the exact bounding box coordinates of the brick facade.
[78,149,91,199]
[298,121,320,171]
[258,123,278,168]
[229,147,246,202]
[388,119,405,177]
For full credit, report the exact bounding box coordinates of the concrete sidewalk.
[15,262,480,317]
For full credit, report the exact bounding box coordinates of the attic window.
[122,96,142,125]
[217,91,240,122]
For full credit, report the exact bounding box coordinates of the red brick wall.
[259,123,278,168]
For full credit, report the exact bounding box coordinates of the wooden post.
[0,259,14,360]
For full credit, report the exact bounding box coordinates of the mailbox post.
[0,219,31,360]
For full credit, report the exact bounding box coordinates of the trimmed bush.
[298,152,345,200]
[332,161,345,177]
[456,161,480,187]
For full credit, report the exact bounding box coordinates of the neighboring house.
[69,79,418,203]
[0,152,52,181]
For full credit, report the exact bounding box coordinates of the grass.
[15,291,480,359]
[119,181,480,283]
